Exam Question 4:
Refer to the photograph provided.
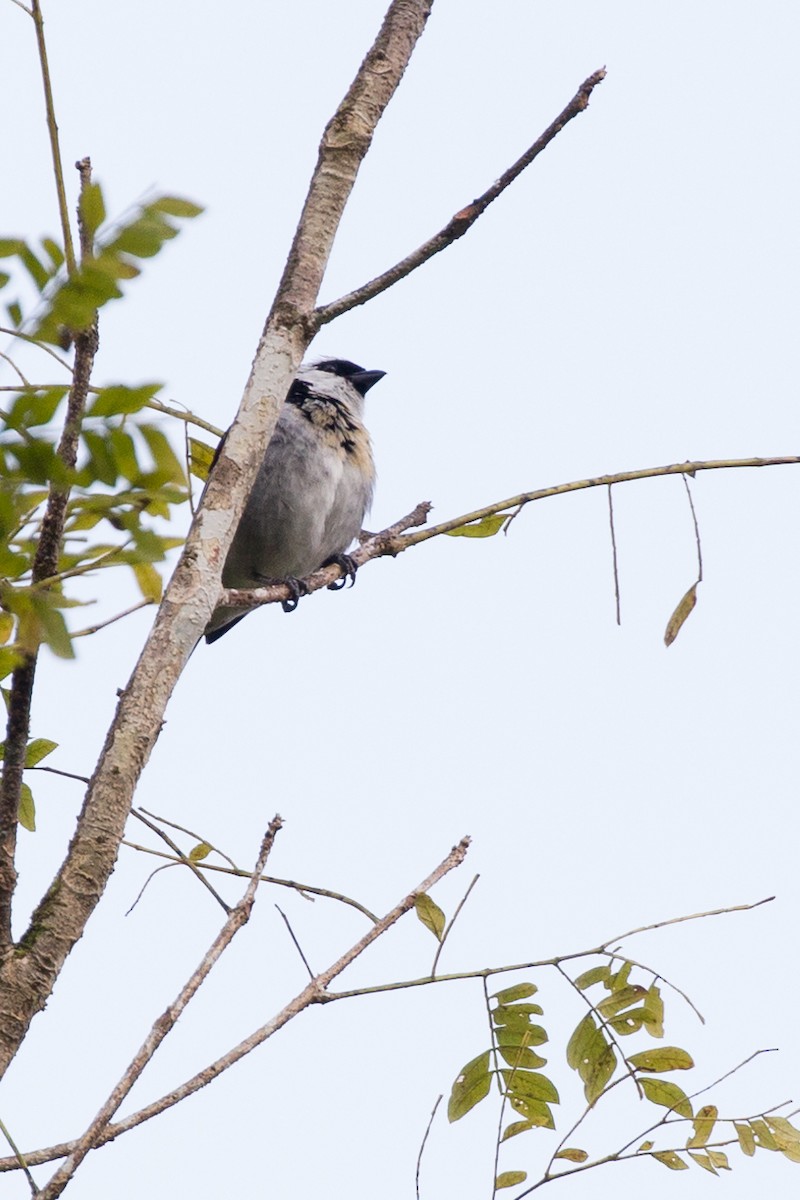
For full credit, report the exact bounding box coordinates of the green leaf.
[734,1122,756,1156]
[574,965,610,990]
[24,738,58,766]
[0,613,14,644]
[508,1097,555,1129]
[79,182,107,238]
[18,782,35,831]
[501,1121,535,1142]
[41,238,65,271]
[88,383,162,417]
[495,1171,527,1189]
[664,582,699,647]
[19,244,50,291]
[7,300,23,327]
[596,984,646,1017]
[639,1077,693,1119]
[493,982,538,1004]
[642,983,664,1038]
[444,512,511,538]
[447,1052,491,1122]
[138,424,185,484]
[188,437,216,482]
[554,1148,588,1163]
[688,1151,717,1174]
[652,1150,689,1171]
[687,1104,718,1148]
[132,562,163,603]
[584,1044,616,1104]
[501,1070,559,1104]
[497,1045,548,1070]
[628,1047,694,1073]
[608,961,633,990]
[414,893,445,941]
[493,1003,544,1024]
[188,841,212,862]
[149,195,204,218]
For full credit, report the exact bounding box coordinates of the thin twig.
[415,1095,441,1200]
[29,1,75,275]
[607,485,621,625]
[138,808,237,870]
[314,69,607,326]
[680,473,703,582]
[120,841,379,923]
[145,396,223,438]
[129,810,230,914]
[0,328,73,370]
[34,819,282,1200]
[0,1114,38,1195]
[275,905,315,979]
[431,873,479,977]
[71,600,154,639]
[600,896,774,950]
[0,351,31,388]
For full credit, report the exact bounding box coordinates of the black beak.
[350,369,386,396]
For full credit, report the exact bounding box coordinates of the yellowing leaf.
[652,1150,689,1171]
[734,1122,756,1156]
[0,612,13,644]
[414,893,445,941]
[639,1077,693,1119]
[448,1052,491,1122]
[445,513,511,538]
[24,738,58,766]
[707,1150,731,1170]
[628,1046,694,1073]
[554,1148,588,1163]
[638,1141,654,1152]
[501,1121,534,1142]
[687,1104,718,1148]
[664,582,698,647]
[188,842,212,862]
[493,982,538,1004]
[132,562,163,603]
[495,1171,527,1189]
[750,1119,778,1151]
[189,437,216,482]
[18,782,35,831]
[688,1151,717,1174]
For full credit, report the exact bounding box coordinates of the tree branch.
[218,456,800,616]
[0,0,435,1082]
[314,68,606,325]
[34,818,283,1199]
[0,159,97,950]
[0,835,469,1174]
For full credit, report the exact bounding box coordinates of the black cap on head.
[316,358,386,396]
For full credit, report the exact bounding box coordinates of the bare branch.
[1,835,469,1174]
[129,809,230,915]
[34,818,282,1199]
[415,1095,442,1200]
[120,840,380,923]
[275,905,315,979]
[607,485,621,625]
[430,873,479,978]
[600,895,775,951]
[314,69,606,325]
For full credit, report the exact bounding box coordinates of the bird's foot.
[253,573,308,613]
[323,553,358,591]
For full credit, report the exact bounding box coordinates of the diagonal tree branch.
[314,68,606,325]
[34,818,283,1200]
[0,835,469,1176]
[0,0,437,1081]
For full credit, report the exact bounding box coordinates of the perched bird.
[205,357,385,643]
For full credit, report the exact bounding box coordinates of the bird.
[205,357,385,643]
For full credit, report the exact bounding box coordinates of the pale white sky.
[3,2,799,1198]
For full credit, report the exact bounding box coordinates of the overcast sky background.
[2,2,799,1198]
